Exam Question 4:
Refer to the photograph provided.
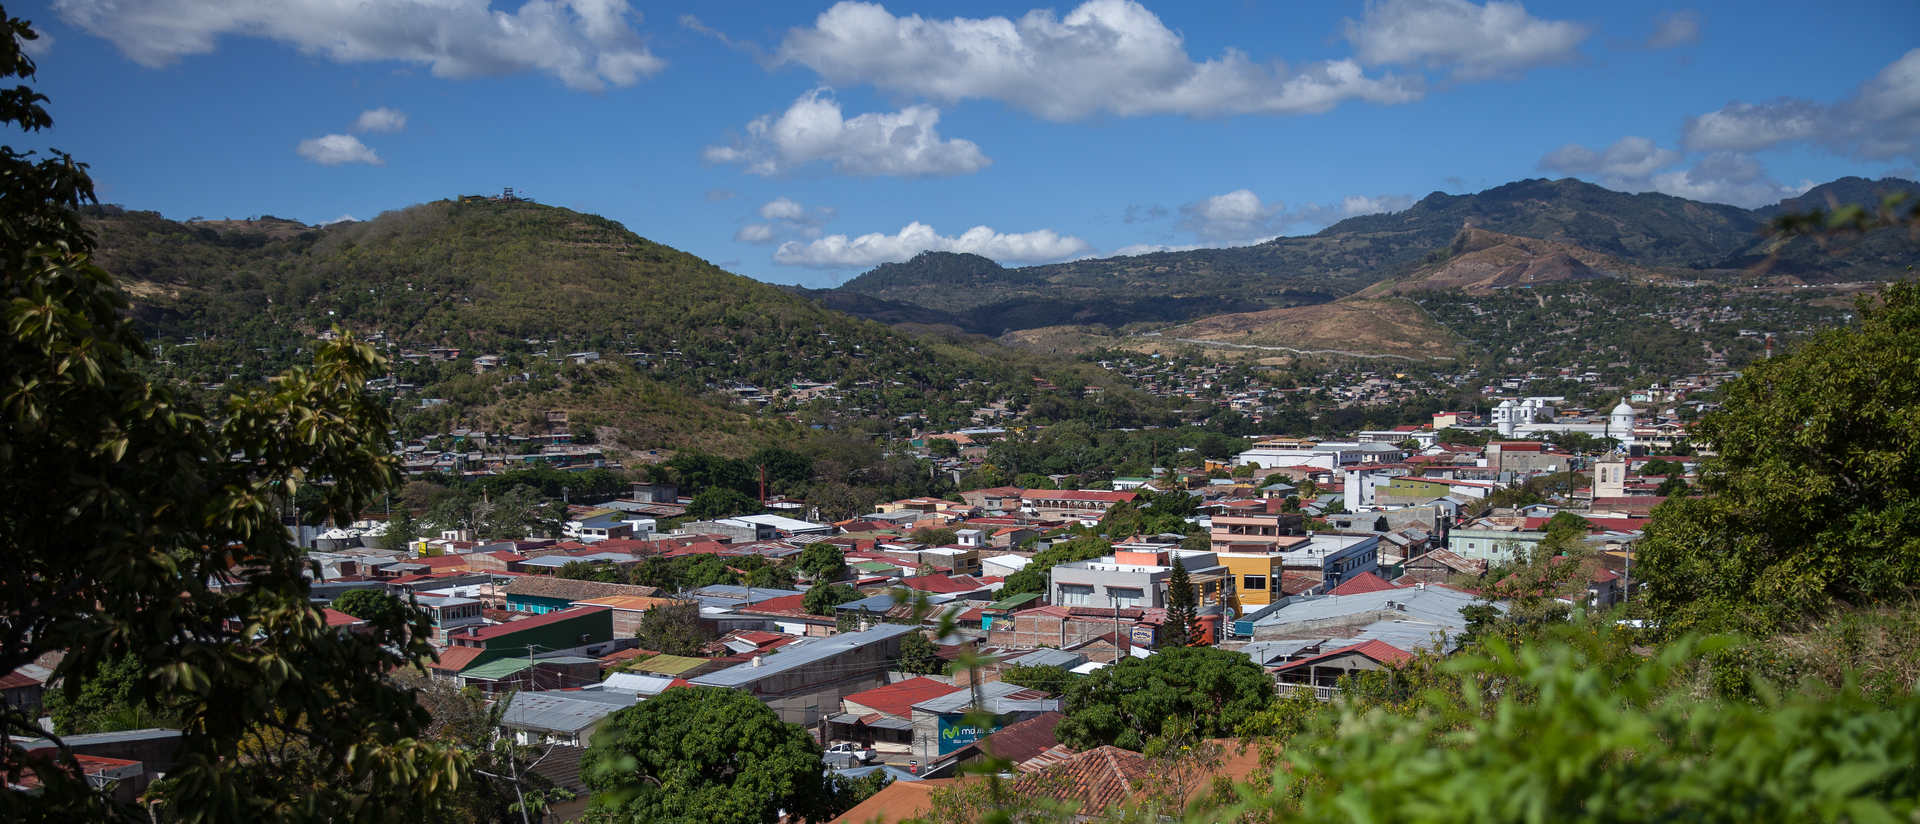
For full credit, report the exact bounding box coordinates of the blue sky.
[14,0,1920,287]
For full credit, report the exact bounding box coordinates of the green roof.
[629,654,708,676]
[987,591,1043,611]
[460,658,535,680]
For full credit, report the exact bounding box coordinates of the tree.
[926,437,959,458]
[739,559,797,590]
[1639,281,1920,635]
[1245,627,1920,824]
[556,560,622,583]
[634,600,710,656]
[385,505,422,549]
[582,686,832,824]
[897,631,945,675]
[329,589,409,625]
[796,542,847,581]
[999,663,1076,696]
[1053,647,1273,752]
[910,526,958,546]
[0,16,463,819]
[802,583,860,616]
[687,486,757,520]
[1543,511,1593,540]
[1000,536,1112,596]
[43,653,176,735]
[1162,556,1201,648]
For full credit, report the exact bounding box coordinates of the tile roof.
[979,711,1062,763]
[827,778,961,824]
[1016,745,1153,812]
[322,608,367,627]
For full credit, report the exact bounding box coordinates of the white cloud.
[1539,136,1810,208]
[736,197,837,245]
[320,213,357,225]
[704,89,990,178]
[773,0,1423,121]
[1343,0,1590,82]
[1539,135,1684,181]
[1172,188,1414,241]
[352,107,406,134]
[772,222,1090,268]
[1176,190,1287,242]
[1683,48,1920,161]
[735,224,778,244]
[54,0,665,92]
[296,134,381,166]
[1644,10,1701,50]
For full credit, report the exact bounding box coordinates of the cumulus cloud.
[1176,190,1287,242]
[1172,188,1414,242]
[704,89,990,179]
[1342,0,1590,82]
[54,0,665,92]
[1539,135,1811,208]
[1643,10,1701,50]
[772,222,1090,268]
[1683,48,1920,161]
[296,134,381,166]
[352,107,407,134]
[734,224,778,244]
[772,0,1424,121]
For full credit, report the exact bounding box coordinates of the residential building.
[688,623,920,725]
[412,595,485,642]
[1019,489,1138,516]
[445,606,617,669]
[502,577,659,614]
[499,690,639,748]
[1050,549,1232,611]
[908,680,1060,765]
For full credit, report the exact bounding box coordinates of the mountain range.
[811,176,1920,340]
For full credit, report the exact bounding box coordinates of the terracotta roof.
[1021,490,1139,504]
[0,668,45,690]
[1015,745,1154,812]
[900,574,985,594]
[828,778,962,824]
[572,595,680,611]
[842,676,959,719]
[1278,572,1322,595]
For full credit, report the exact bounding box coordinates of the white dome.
[1612,400,1634,415]
[1497,399,1516,409]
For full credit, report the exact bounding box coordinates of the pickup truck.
[824,742,876,764]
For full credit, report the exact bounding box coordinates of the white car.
[824,742,875,764]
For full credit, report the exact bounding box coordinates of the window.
[1243,574,1268,591]
[1108,587,1144,608]
[1058,584,1093,606]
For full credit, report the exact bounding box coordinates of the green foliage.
[1054,646,1273,752]
[1244,627,1920,824]
[1000,537,1112,596]
[583,686,831,824]
[910,526,958,546]
[796,542,847,581]
[328,589,408,624]
[687,486,759,520]
[1640,281,1920,635]
[999,663,1077,696]
[1162,556,1200,648]
[634,600,710,656]
[43,654,176,735]
[801,583,860,616]
[1543,511,1593,540]
[0,19,464,818]
[557,560,624,583]
[896,631,945,675]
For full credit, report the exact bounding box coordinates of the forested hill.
[85,200,1150,452]
[828,176,1920,335]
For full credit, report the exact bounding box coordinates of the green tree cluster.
[1053,646,1273,752]
[1001,537,1112,596]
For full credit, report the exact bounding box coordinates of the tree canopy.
[583,686,832,824]
[801,583,860,616]
[1639,281,1920,634]
[1053,646,1273,752]
[0,14,462,819]
[796,542,847,581]
[328,589,409,624]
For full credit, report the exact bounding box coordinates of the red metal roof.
[322,608,366,627]
[428,646,484,673]
[1273,639,1415,671]
[456,606,609,641]
[842,676,961,718]
[1329,572,1403,596]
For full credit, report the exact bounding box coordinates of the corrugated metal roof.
[1003,649,1085,670]
[690,624,918,688]
[498,691,639,734]
[1249,584,1498,631]
[911,680,1048,715]
[461,658,535,680]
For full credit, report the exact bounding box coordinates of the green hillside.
[90,201,1182,453]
